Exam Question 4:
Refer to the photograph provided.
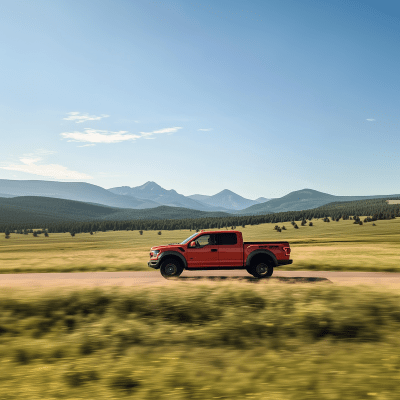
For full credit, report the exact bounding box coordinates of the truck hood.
[150,244,184,251]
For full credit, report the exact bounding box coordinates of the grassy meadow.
[0,216,399,273]
[1,283,400,399]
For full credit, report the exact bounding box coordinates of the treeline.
[1,198,399,234]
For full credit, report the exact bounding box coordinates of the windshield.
[180,233,198,244]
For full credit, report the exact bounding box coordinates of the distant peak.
[141,181,160,188]
[218,189,235,195]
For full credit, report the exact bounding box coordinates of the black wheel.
[249,260,274,279]
[160,258,183,279]
[246,267,256,277]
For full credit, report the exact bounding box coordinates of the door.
[186,234,219,268]
[216,232,243,267]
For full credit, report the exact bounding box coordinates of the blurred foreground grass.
[0,216,399,273]
[1,283,400,399]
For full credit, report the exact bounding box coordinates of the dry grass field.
[1,283,400,399]
[1,218,400,399]
[0,216,399,273]
[387,200,400,204]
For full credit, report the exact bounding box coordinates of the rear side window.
[218,233,237,245]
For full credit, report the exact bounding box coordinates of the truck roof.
[197,230,241,234]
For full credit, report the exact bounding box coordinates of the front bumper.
[278,259,293,266]
[148,260,161,269]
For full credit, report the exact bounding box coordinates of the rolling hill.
[235,189,400,215]
[0,196,231,225]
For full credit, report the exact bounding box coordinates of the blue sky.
[1,0,399,200]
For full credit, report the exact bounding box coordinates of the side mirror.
[189,241,196,248]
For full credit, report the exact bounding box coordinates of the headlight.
[150,250,160,258]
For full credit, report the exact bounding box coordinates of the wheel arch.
[158,251,187,269]
[246,250,277,267]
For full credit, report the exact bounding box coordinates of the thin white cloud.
[198,128,212,131]
[366,118,376,121]
[60,129,141,144]
[19,157,42,165]
[78,144,96,147]
[1,157,92,180]
[139,126,182,138]
[153,127,182,134]
[64,112,110,123]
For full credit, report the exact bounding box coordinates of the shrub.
[158,231,162,235]
[64,364,99,387]
[14,348,30,365]
[107,369,140,393]
[139,230,143,235]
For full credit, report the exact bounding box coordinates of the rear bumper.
[278,259,293,266]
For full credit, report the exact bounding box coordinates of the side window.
[195,234,216,247]
[218,233,237,245]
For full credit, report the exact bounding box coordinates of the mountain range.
[0,179,399,218]
[109,182,269,211]
[0,180,271,212]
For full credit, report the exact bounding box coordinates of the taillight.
[283,247,290,256]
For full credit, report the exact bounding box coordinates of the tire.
[160,258,183,279]
[249,260,274,279]
[246,267,256,277]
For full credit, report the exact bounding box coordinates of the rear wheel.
[249,260,274,279]
[160,258,183,279]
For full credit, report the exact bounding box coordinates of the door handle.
[211,249,218,252]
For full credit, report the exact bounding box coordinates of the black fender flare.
[246,250,278,267]
[158,251,187,269]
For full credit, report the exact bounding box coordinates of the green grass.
[1,283,400,399]
[0,216,399,273]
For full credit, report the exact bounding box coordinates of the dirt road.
[1,270,400,289]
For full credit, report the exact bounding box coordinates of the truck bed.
[243,241,289,245]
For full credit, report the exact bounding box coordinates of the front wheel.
[249,261,274,279]
[160,258,183,279]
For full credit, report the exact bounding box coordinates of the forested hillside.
[1,197,399,234]
[0,196,230,228]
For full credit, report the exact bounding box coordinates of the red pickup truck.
[148,230,292,279]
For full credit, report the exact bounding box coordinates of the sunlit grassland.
[0,216,399,273]
[1,284,400,399]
